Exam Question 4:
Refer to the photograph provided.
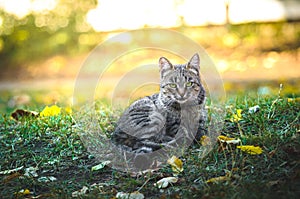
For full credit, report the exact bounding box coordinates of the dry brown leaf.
[11,109,38,121]
[206,176,229,183]
[3,172,22,183]
[267,180,280,187]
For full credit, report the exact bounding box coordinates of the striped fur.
[111,53,206,154]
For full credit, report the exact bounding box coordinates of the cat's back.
[112,93,162,139]
[126,93,159,114]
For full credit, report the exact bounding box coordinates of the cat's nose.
[178,88,185,97]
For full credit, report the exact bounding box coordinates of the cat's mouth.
[176,97,188,104]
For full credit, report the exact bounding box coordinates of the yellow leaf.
[167,156,183,174]
[218,135,235,142]
[287,97,300,103]
[206,176,229,183]
[200,135,211,146]
[154,177,178,189]
[237,145,263,155]
[18,189,31,195]
[23,189,31,195]
[218,135,241,144]
[40,105,61,117]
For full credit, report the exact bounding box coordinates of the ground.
[0,93,299,199]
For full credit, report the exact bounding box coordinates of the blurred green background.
[0,0,299,113]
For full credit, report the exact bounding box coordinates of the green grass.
[0,94,299,199]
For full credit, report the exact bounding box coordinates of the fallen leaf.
[167,156,183,175]
[37,176,57,182]
[11,109,38,121]
[18,189,32,195]
[3,172,22,183]
[267,180,280,187]
[287,97,300,103]
[218,135,241,144]
[154,177,178,189]
[200,135,211,146]
[91,160,111,171]
[248,105,260,113]
[24,167,39,177]
[237,145,263,155]
[0,166,24,175]
[72,186,88,197]
[206,176,229,183]
[116,191,144,199]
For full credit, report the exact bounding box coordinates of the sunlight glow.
[86,0,290,32]
[0,0,296,32]
[177,0,226,26]
[87,0,179,32]
[0,0,57,18]
[229,0,285,23]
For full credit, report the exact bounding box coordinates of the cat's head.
[159,53,203,104]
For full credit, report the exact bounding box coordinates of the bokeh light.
[0,0,299,112]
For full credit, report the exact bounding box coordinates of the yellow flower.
[230,109,242,122]
[237,145,263,155]
[65,107,72,114]
[167,156,183,175]
[40,105,61,117]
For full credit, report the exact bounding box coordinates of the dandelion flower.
[40,105,61,117]
[65,107,72,114]
[230,109,243,122]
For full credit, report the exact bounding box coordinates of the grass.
[0,93,299,199]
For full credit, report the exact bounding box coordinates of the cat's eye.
[169,83,177,88]
[186,82,194,87]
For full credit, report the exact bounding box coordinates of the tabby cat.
[111,53,206,155]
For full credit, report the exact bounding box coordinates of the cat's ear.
[187,53,200,75]
[159,57,173,77]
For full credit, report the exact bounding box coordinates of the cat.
[111,53,207,156]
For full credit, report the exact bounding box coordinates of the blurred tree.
[0,0,97,71]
